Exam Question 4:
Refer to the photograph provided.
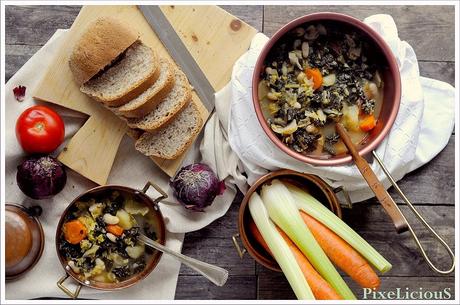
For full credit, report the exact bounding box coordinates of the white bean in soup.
[259,23,384,157]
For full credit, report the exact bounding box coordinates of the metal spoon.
[138,233,228,286]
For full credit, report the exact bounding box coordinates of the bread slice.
[134,101,203,159]
[126,69,192,131]
[69,17,139,86]
[80,42,159,107]
[116,58,175,118]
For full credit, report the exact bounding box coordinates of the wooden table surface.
[5,5,456,300]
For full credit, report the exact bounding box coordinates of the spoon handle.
[335,123,408,233]
[139,234,228,286]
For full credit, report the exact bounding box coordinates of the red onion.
[170,163,225,212]
[17,155,67,199]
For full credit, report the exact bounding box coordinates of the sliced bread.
[116,58,175,118]
[126,69,192,131]
[134,101,203,159]
[69,17,139,86]
[80,41,159,107]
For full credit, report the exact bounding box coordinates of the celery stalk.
[285,182,392,273]
[261,179,356,300]
[248,192,315,300]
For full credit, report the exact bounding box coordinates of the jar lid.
[5,204,45,281]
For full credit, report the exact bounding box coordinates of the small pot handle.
[141,181,168,205]
[232,233,247,259]
[333,186,353,209]
[57,274,82,299]
[373,151,455,275]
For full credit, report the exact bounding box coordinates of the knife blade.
[139,5,215,112]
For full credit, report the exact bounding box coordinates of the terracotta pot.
[252,12,401,166]
[55,182,167,299]
[235,169,342,272]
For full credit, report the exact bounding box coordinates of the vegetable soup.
[259,23,384,157]
[58,191,159,283]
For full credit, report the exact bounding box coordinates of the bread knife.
[139,6,215,112]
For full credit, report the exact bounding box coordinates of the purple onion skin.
[17,155,67,200]
[170,163,226,212]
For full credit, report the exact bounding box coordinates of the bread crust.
[116,59,176,118]
[134,101,203,159]
[163,101,203,159]
[69,17,139,86]
[126,70,192,131]
[91,54,160,107]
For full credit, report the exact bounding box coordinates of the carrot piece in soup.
[305,68,323,90]
[63,220,87,244]
[106,224,124,236]
[359,114,376,132]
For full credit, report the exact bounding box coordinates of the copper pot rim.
[252,12,401,166]
[238,169,342,272]
[55,184,166,291]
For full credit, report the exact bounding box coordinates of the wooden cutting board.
[33,5,257,185]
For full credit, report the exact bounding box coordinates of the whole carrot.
[300,211,380,290]
[249,221,342,300]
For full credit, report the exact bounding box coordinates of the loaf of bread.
[69,17,139,86]
[69,17,202,163]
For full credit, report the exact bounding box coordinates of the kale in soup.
[259,23,384,156]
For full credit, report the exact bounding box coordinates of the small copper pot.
[252,12,401,166]
[55,182,167,299]
[233,170,343,271]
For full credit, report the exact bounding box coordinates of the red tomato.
[16,105,65,154]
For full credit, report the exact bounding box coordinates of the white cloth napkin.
[224,14,455,203]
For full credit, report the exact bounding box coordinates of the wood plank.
[360,135,455,206]
[263,5,454,62]
[177,196,255,276]
[179,236,255,276]
[220,5,263,32]
[5,44,42,81]
[257,274,455,300]
[161,5,257,91]
[175,275,256,299]
[419,61,455,87]
[4,5,81,45]
[58,110,127,185]
[4,5,264,82]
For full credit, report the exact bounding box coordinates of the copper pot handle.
[372,151,455,275]
[333,186,353,209]
[232,233,247,259]
[57,274,82,299]
[141,181,168,205]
